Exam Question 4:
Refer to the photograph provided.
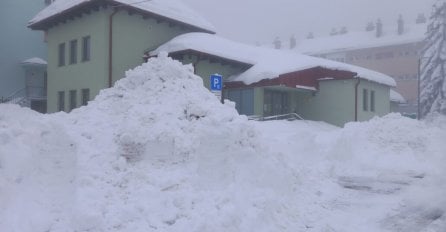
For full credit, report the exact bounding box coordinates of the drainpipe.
[354,76,361,121]
[108,8,119,88]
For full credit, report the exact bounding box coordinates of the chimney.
[398,15,404,35]
[289,35,296,49]
[376,18,383,38]
[416,13,427,24]
[366,21,375,31]
[273,37,282,49]
[306,32,314,39]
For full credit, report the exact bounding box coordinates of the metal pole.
[418,58,421,120]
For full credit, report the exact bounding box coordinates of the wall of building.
[294,79,356,126]
[179,54,247,89]
[0,0,47,98]
[346,42,421,104]
[321,42,422,106]
[356,79,391,121]
[292,79,389,126]
[46,9,110,113]
[46,7,203,113]
[112,11,194,84]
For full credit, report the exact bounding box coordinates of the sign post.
[210,74,223,103]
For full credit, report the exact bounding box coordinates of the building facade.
[296,17,427,115]
[28,0,215,113]
[153,33,396,127]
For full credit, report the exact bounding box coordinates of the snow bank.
[0,54,445,232]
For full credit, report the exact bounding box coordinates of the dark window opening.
[69,90,77,111]
[363,89,368,111]
[82,36,91,62]
[81,88,90,106]
[58,43,65,66]
[58,91,65,111]
[69,39,78,64]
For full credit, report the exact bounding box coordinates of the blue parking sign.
[210,74,223,91]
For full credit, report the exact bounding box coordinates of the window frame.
[363,89,368,111]
[69,90,77,111]
[81,88,90,106]
[58,42,66,67]
[58,91,65,111]
[69,39,78,65]
[82,36,91,62]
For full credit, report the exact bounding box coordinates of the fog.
[183,0,435,45]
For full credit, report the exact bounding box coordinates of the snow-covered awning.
[28,0,215,33]
[390,89,406,103]
[21,57,48,67]
[152,33,396,87]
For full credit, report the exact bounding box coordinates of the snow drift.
[0,54,445,232]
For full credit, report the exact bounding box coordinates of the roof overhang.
[166,49,253,69]
[28,0,216,34]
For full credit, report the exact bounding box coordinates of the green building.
[28,0,215,113]
[152,33,397,126]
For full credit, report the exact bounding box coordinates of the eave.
[167,49,253,70]
[28,0,215,34]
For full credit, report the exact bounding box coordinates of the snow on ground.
[1,54,445,232]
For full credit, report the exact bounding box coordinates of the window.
[69,39,78,64]
[81,88,90,106]
[58,91,65,111]
[363,89,368,111]
[58,43,65,66]
[375,52,394,60]
[69,90,77,111]
[370,90,375,112]
[225,89,254,116]
[82,36,91,62]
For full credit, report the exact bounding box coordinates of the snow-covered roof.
[29,0,215,33]
[21,57,48,66]
[296,23,427,55]
[152,33,396,87]
[390,89,406,103]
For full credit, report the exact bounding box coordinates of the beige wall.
[320,42,423,105]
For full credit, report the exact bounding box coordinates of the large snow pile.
[1,54,446,232]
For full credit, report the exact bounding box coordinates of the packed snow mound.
[69,52,252,161]
[1,54,446,232]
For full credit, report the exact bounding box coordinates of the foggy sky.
[183,0,436,45]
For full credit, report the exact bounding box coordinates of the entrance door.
[31,100,47,114]
[264,90,288,116]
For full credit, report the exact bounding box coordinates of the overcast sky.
[183,0,435,45]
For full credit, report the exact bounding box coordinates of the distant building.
[28,0,215,113]
[0,0,48,112]
[295,17,427,115]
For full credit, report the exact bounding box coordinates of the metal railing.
[1,87,47,105]
[248,113,305,121]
